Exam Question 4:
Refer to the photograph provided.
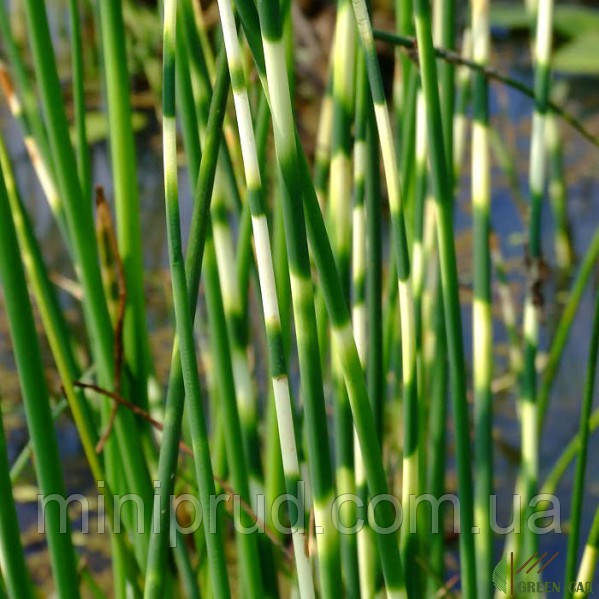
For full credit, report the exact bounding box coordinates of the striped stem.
[573,510,599,599]
[471,1,494,596]
[329,0,359,591]
[453,29,472,184]
[147,8,230,596]
[314,65,334,211]
[251,2,343,595]
[352,47,376,599]
[437,0,456,174]
[211,184,262,497]
[213,1,315,593]
[520,0,554,559]
[346,4,419,595]
[202,234,265,598]
[412,0,477,596]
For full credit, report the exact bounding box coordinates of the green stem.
[0,165,80,599]
[412,0,477,595]
[146,7,230,595]
[69,0,91,201]
[96,0,152,413]
[471,2,494,596]
[563,290,599,598]
[0,403,35,599]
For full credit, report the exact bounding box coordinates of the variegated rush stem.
[453,29,472,183]
[412,0,477,595]
[233,0,408,593]
[145,50,232,599]
[214,0,315,592]
[573,510,599,599]
[329,0,359,590]
[520,0,554,559]
[254,4,342,592]
[147,6,230,597]
[352,48,376,599]
[471,1,494,596]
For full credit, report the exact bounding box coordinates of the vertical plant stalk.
[453,29,472,184]
[0,135,101,490]
[0,168,80,599]
[471,1,494,596]
[349,3,419,596]
[329,0,359,590]
[0,1,54,180]
[202,235,266,598]
[68,0,91,201]
[97,0,152,412]
[563,290,599,598]
[521,0,554,558]
[573,510,599,599]
[352,48,376,599]
[0,404,34,599]
[145,52,230,599]
[214,0,315,593]
[438,0,455,175]
[411,0,477,596]
[148,6,230,597]
[252,1,343,595]
[211,189,263,498]
[232,0,408,593]
[22,0,153,567]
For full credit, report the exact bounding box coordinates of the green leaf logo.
[492,554,508,594]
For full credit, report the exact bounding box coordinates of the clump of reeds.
[0,0,598,597]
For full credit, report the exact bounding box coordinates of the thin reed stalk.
[471,1,494,596]
[97,0,152,413]
[248,1,343,594]
[147,6,230,595]
[521,0,554,559]
[0,166,80,599]
[329,0,359,589]
[573,510,599,599]
[0,403,34,599]
[564,290,599,597]
[68,0,91,201]
[213,1,315,592]
[412,0,477,595]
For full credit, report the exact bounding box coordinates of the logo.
[492,551,559,596]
